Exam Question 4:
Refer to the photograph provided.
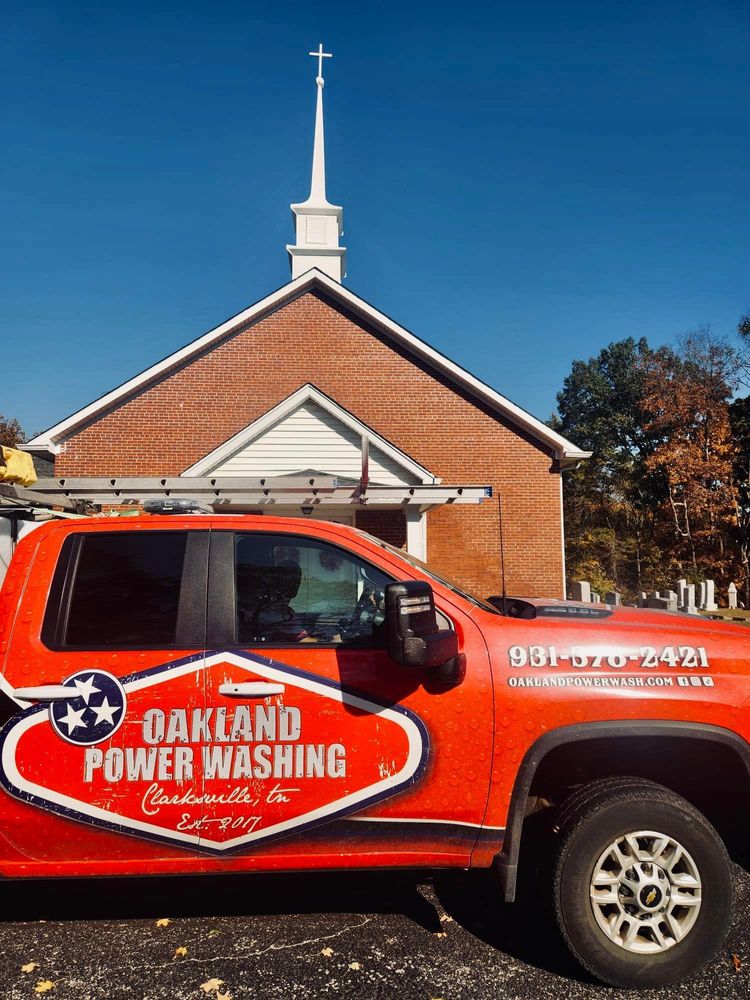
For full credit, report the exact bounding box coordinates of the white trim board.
[181,383,437,484]
[24,269,590,467]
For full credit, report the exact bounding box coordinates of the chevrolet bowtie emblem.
[645,889,657,905]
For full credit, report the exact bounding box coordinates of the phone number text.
[507,645,710,670]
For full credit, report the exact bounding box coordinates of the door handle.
[14,685,78,702]
[218,682,285,698]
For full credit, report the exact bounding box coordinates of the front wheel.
[554,779,733,988]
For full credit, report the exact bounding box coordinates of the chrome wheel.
[589,830,702,954]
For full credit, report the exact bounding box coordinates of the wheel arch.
[494,720,750,902]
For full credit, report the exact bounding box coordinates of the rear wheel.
[554,779,733,988]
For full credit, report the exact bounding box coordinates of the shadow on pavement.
[433,869,588,982]
[0,869,443,933]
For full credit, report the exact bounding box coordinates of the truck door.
[197,527,494,869]
[0,525,208,864]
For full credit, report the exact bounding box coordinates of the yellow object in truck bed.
[0,446,37,487]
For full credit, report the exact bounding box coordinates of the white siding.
[209,400,419,486]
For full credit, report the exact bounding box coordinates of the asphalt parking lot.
[0,860,747,1000]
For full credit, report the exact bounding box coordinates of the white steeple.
[287,44,346,282]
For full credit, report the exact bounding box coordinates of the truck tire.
[554,779,733,988]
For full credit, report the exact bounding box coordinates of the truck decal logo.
[0,652,429,855]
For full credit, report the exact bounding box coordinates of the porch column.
[405,506,427,562]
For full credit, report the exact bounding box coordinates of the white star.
[58,704,87,735]
[73,675,101,705]
[91,696,119,727]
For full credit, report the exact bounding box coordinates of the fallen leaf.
[321,947,334,957]
[21,962,39,973]
[155,918,171,928]
[348,961,361,970]
[434,932,447,938]
[216,993,232,1000]
[732,953,742,974]
[201,980,224,994]
[34,983,55,995]
[173,946,188,959]
[439,914,454,923]
[207,929,221,939]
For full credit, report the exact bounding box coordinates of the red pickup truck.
[0,513,747,988]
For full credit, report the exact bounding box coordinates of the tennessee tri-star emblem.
[50,670,127,746]
[0,652,428,854]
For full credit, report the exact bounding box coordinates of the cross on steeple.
[309,43,332,84]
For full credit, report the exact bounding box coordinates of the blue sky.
[2,0,749,437]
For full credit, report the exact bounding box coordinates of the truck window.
[351,527,500,614]
[57,532,188,648]
[234,533,391,646]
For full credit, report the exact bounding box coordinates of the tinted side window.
[64,532,188,647]
[235,533,391,646]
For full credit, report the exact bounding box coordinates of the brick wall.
[355,510,407,550]
[55,291,564,598]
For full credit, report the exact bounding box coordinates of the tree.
[553,338,663,595]
[0,415,25,448]
[729,394,750,605]
[641,330,738,581]
[555,330,746,601]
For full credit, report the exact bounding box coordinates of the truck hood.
[490,596,750,641]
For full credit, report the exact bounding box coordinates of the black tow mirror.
[385,581,459,670]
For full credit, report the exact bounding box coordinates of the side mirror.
[385,580,459,669]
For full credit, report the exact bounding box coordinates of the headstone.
[667,590,678,604]
[684,583,697,614]
[728,582,738,610]
[703,579,717,612]
[647,596,676,611]
[676,578,687,606]
[570,581,591,603]
[591,592,600,604]
[605,591,621,606]
[639,591,648,607]
[698,581,707,609]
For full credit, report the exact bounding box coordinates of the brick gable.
[55,290,563,598]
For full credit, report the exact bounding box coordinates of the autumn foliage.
[555,324,750,604]
[0,415,25,448]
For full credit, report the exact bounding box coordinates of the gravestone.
[684,583,697,614]
[639,592,648,607]
[676,578,687,607]
[728,582,738,610]
[703,579,717,612]
[570,581,591,602]
[591,592,600,604]
[605,591,622,606]
[698,581,707,609]
[647,596,677,611]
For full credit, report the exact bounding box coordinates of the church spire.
[307,43,330,204]
[287,44,346,283]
